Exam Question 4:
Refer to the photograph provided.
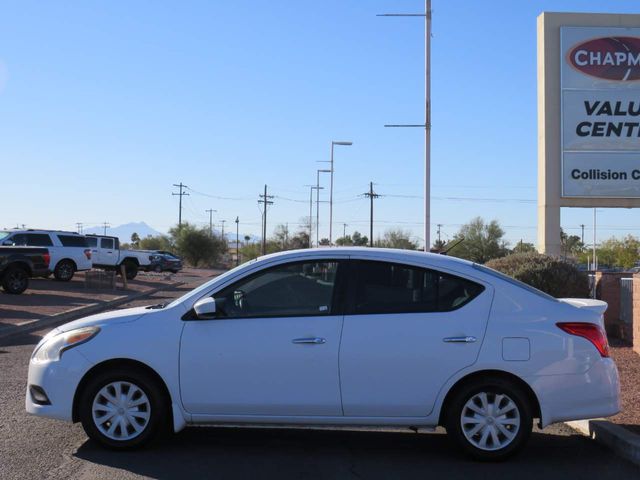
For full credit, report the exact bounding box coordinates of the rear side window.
[25,234,53,247]
[352,261,484,315]
[100,238,114,249]
[86,237,98,248]
[57,235,89,247]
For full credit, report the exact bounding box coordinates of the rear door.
[97,237,117,266]
[339,259,493,417]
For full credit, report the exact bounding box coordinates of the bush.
[485,252,589,298]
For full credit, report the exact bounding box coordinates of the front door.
[339,260,492,417]
[180,259,346,416]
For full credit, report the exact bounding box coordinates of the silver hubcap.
[92,381,151,441]
[460,392,520,451]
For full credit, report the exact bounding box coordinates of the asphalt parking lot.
[1,280,638,479]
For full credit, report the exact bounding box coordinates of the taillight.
[84,249,92,260]
[556,322,610,358]
[42,253,50,268]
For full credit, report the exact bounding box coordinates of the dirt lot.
[609,343,640,435]
[0,268,222,335]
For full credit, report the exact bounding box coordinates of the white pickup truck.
[85,234,153,280]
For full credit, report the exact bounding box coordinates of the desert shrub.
[485,252,589,298]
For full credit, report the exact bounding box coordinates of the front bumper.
[529,358,621,427]
[25,348,93,422]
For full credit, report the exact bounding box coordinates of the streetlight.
[316,169,330,247]
[329,141,352,245]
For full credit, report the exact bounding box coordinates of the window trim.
[184,259,348,321]
[346,259,485,316]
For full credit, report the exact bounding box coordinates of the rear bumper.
[528,358,620,427]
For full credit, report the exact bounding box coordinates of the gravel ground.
[609,344,640,435]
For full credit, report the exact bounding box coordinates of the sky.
[2,0,640,248]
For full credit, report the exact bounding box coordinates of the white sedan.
[26,248,620,460]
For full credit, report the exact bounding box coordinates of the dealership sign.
[561,27,640,197]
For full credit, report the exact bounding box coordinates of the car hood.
[54,306,151,333]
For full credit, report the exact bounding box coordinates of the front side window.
[353,261,484,315]
[213,260,342,319]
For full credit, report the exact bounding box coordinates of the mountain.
[83,222,164,243]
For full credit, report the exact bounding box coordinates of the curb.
[566,419,640,467]
[0,282,183,341]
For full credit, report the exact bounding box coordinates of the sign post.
[538,13,640,255]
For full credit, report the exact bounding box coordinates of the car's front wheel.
[445,377,532,461]
[78,368,168,449]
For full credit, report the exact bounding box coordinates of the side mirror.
[193,297,217,320]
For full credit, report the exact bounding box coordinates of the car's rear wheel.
[54,260,75,281]
[153,265,162,273]
[78,368,168,449]
[1,266,29,294]
[121,261,138,280]
[445,377,532,461]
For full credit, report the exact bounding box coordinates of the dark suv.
[147,252,182,273]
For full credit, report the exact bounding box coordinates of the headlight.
[32,326,100,363]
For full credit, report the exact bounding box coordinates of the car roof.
[256,247,476,270]
[5,229,81,235]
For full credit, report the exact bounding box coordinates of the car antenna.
[440,237,464,255]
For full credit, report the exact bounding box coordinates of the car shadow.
[72,426,637,479]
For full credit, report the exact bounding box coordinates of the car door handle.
[292,337,326,345]
[443,336,477,343]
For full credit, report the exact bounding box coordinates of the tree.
[130,232,140,248]
[139,234,173,252]
[319,238,331,246]
[336,231,369,246]
[512,241,536,254]
[448,217,509,263]
[431,239,446,253]
[560,229,584,259]
[169,223,227,267]
[578,235,640,269]
[374,229,418,250]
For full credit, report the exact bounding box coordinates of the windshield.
[472,263,558,302]
[0,231,10,241]
[167,259,258,308]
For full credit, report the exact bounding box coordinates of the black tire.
[54,260,75,281]
[153,265,162,273]
[123,261,138,280]
[1,266,29,294]
[78,368,168,449]
[445,377,532,461]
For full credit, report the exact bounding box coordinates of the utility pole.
[205,209,216,237]
[220,220,227,238]
[437,223,442,244]
[363,182,380,247]
[102,222,110,236]
[235,216,240,266]
[343,223,348,239]
[258,185,274,256]
[379,0,432,252]
[76,222,83,234]
[580,224,585,244]
[172,183,189,227]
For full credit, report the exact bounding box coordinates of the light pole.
[316,169,330,247]
[379,0,431,252]
[235,216,240,266]
[329,141,352,245]
[306,184,322,248]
